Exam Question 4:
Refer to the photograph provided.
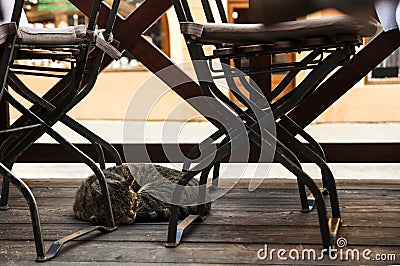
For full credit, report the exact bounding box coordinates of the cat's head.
[90,174,138,225]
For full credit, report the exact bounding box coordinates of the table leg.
[285,30,400,130]
[0,95,9,143]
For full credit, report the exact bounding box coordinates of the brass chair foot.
[301,188,329,213]
[35,226,118,262]
[328,217,342,246]
[165,215,202,248]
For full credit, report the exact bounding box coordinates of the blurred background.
[17,0,400,122]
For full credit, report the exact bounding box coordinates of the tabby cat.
[73,163,211,225]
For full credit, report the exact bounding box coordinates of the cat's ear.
[122,174,135,189]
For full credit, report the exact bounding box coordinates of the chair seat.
[17,25,87,44]
[0,23,86,45]
[180,16,378,45]
[0,23,121,60]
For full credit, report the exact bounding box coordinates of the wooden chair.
[0,0,123,261]
[166,0,378,250]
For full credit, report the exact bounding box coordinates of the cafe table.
[1,0,400,163]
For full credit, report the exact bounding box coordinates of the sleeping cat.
[73,163,211,225]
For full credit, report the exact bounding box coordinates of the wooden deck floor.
[0,179,399,265]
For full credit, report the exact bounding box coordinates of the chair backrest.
[0,0,25,101]
[87,0,121,40]
[102,0,121,41]
[172,0,227,24]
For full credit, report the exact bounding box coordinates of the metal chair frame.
[0,0,122,261]
[165,0,371,250]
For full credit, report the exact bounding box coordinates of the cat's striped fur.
[73,163,211,225]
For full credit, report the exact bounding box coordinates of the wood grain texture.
[0,179,399,264]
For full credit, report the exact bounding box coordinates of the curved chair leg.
[212,64,312,211]
[7,72,123,166]
[212,161,220,188]
[0,92,123,213]
[0,92,117,261]
[251,129,310,212]
[167,125,319,247]
[0,92,119,220]
[280,116,326,161]
[280,115,330,194]
[62,116,122,165]
[216,92,311,213]
[182,129,227,189]
[192,58,310,207]
[251,130,336,248]
[0,175,10,209]
[181,108,310,212]
[166,170,201,247]
[198,165,211,216]
[273,151,333,248]
[0,70,121,210]
[0,163,46,261]
[210,55,339,209]
[234,110,329,212]
[214,74,325,212]
[166,130,337,249]
[4,91,115,226]
[94,142,106,170]
[0,163,118,262]
[243,112,326,214]
[277,123,341,219]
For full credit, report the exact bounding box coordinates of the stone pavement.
[11,121,400,180]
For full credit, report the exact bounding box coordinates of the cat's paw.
[74,211,83,220]
[122,217,135,224]
[89,215,100,225]
[149,211,158,219]
[122,210,137,224]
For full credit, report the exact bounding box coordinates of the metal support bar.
[36,225,117,262]
[165,214,202,247]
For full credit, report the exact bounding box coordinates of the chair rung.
[212,34,362,58]
[15,49,75,60]
[11,64,71,73]
[10,70,69,78]
[0,124,42,134]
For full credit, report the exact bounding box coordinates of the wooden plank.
[10,193,398,206]
[5,184,400,204]
[1,180,399,264]
[2,206,399,228]
[3,185,399,228]
[0,222,399,247]
[10,178,400,190]
[0,220,395,245]
[4,181,399,196]
[1,241,398,265]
